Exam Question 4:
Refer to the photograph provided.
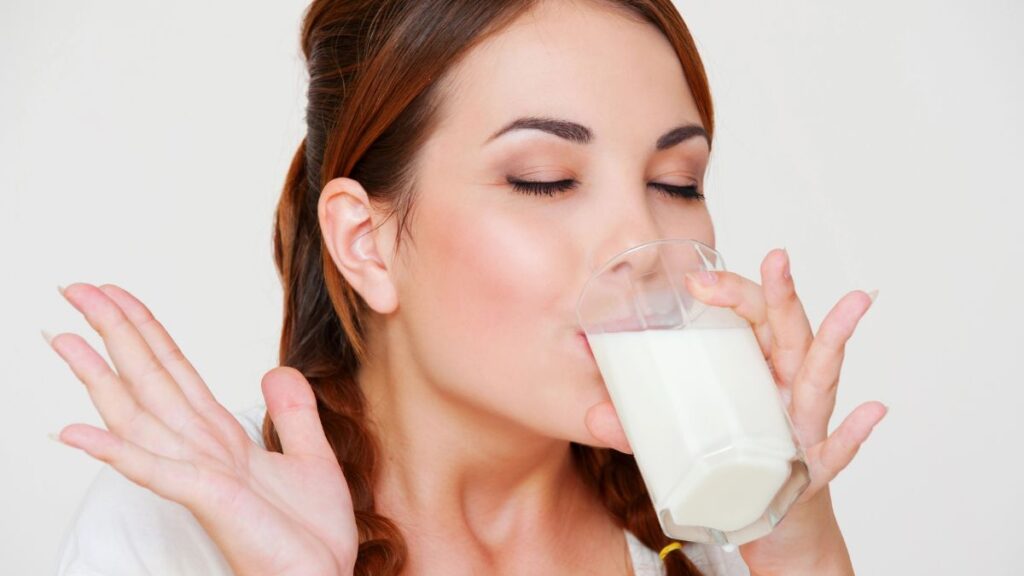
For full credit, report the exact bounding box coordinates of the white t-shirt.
[56,403,750,576]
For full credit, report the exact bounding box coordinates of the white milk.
[586,307,798,537]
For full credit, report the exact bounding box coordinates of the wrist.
[754,526,853,576]
[743,489,855,575]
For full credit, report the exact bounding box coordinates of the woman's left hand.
[585,248,887,575]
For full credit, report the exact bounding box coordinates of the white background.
[2,1,1021,573]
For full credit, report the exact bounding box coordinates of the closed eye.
[507,178,704,201]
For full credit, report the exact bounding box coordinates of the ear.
[318,177,398,314]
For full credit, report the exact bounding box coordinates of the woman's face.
[384,0,713,447]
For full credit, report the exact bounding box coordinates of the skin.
[48,0,886,575]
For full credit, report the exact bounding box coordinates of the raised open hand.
[47,283,358,576]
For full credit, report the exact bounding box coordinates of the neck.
[355,327,606,558]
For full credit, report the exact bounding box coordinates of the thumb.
[584,400,633,454]
[261,366,335,461]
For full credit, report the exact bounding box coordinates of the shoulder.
[625,529,750,576]
[55,402,268,576]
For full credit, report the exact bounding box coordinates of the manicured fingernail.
[866,289,879,304]
[779,387,793,408]
[687,269,717,286]
[781,248,791,280]
[41,329,54,345]
[57,284,67,297]
[873,406,888,429]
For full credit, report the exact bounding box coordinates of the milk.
[586,306,804,543]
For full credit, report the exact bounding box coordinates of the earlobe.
[317,177,398,314]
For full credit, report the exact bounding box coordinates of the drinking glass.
[576,238,809,548]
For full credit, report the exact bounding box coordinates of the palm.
[179,409,359,576]
[48,283,358,576]
[192,437,358,575]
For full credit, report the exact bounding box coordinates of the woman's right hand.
[48,283,358,576]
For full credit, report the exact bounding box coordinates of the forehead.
[431,0,703,149]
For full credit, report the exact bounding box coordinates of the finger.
[97,284,248,449]
[56,422,204,509]
[96,284,217,408]
[760,249,813,388]
[790,290,875,446]
[802,401,887,499]
[584,400,633,454]
[262,367,336,462]
[60,283,200,437]
[683,270,773,358]
[48,331,190,460]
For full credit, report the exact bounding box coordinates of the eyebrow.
[483,116,709,151]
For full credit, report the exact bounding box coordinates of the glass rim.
[575,237,724,330]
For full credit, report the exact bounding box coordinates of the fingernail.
[866,289,879,304]
[779,387,793,408]
[57,284,66,297]
[41,329,54,345]
[48,431,64,444]
[873,409,888,430]
[687,269,718,286]
[781,247,791,280]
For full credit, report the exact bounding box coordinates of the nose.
[579,197,678,332]
[587,195,665,279]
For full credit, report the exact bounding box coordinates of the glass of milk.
[576,238,809,549]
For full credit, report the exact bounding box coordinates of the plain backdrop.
[2,1,1021,574]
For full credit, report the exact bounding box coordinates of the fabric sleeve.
[626,529,752,576]
[683,542,751,576]
[53,402,269,576]
[54,463,236,576]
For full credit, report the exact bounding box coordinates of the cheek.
[401,190,569,366]
[432,205,563,342]
[400,193,609,444]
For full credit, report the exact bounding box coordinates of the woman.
[51,0,886,574]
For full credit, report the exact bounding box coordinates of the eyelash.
[508,178,705,201]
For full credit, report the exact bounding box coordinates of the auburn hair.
[263,1,715,574]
